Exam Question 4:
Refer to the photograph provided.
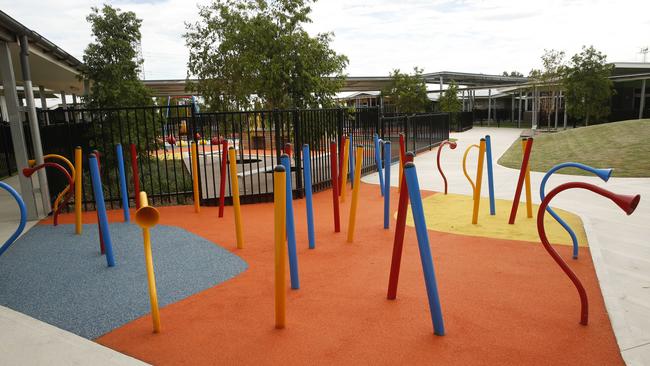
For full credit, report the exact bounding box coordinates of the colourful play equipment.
[302,144,316,249]
[280,153,299,289]
[508,138,534,224]
[348,135,355,188]
[387,151,414,300]
[273,165,287,329]
[471,138,486,225]
[540,163,612,259]
[135,191,161,333]
[23,162,72,226]
[329,140,341,232]
[521,138,533,218]
[130,144,141,209]
[484,135,496,215]
[537,182,640,325]
[435,139,457,194]
[347,145,363,243]
[74,147,82,234]
[88,153,116,267]
[115,144,130,222]
[373,133,384,196]
[462,143,480,193]
[340,136,350,203]
[398,134,405,191]
[228,147,244,249]
[191,141,200,213]
[383,141,391,229]
[404,161,445,336]
[218,139,228,218]
[28,154,74,218]
[338,135,346,193]
[0,182,27,258]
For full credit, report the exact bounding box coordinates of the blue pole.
[303,145,316,249]
[0,182,27,257]
[540,162,612,259]
[281,154,300,289]
[115,144,130,222]
[404,162,445,336]
[383,141,391,229]
[374,134,384,196]
[485,135,496,215]
[349,134,355,188]
[89,155,116,267]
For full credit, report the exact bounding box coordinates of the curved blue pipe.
[0,182,27,257]
[540,162,612,259]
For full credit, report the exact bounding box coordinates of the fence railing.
[0,105,451,210]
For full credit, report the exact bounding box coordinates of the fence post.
[337,108,344,143]
[293,109,303,198]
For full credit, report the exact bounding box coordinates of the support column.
[19,35,51,214]
[511,92,515,124]
[0,41,39,219]
[39,86,49,125]
[554,92,559,129]
[487,89,492,126]
[462,90,466,112]
[439,76,443,91]
[72,94,78,122]
[518,90,523,128]
[0,95,8,121]
[532,86,538,130]
[60,91,69,122]
[640,79,647,119]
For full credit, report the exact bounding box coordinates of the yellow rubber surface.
[404,192,588,246]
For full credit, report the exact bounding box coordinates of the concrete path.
[363,126,650,366]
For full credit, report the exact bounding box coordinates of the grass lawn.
[497,119,650,177]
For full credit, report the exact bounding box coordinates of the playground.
[0,125,647,365]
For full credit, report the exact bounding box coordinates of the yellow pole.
[74,147,82,235]
[521,138,533,218]
[273,166,286,329]
[229,148,244,249]
[135,191,161,333]
[471,139,486,224]
[462,144,479,193]
[191,142,200,213]
[347,146,364,243]
[340,138,350,203]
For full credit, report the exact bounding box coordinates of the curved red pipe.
[23,162,74,226]
[537,182,640,325]
[436,140,457,194]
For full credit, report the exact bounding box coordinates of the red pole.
[130,143,141,209]
[23,162,73,227]
[283,143,292,156]
[218,139,228,218]
[537,181,640,325]
[330,141,340,232]
[338,135,346,194]
[93,150,106,255]
[386,152,414,300]
[508,138,533,224]
[436,140,458,194]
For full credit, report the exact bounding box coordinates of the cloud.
[1,0,649,80]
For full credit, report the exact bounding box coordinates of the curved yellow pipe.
[29,154,75,212]
[462,144,479,193]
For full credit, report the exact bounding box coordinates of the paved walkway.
[363,127,650,366]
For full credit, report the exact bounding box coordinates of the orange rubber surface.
[56,183,623,365]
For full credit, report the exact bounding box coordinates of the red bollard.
[508,138,533,224]
[93,150,106,255]
[387,151,414,300]
[130,143,141,209]
[330,141,340,232]
[218,139,228,218]
[436,140,458,194]
[338,135,346,194]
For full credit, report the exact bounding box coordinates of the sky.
[1,0,649,80]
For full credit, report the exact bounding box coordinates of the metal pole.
[511,92,515,125]
[19,35,51,214]
[60,91,69,122]
[0,41,39,219]
[439,76,443,91]
[640,79,647,119]
[554,92,559,129]
[462,90,465,112]
[38,86,49,125]
[518,90,523,128]
[487,89,492,126]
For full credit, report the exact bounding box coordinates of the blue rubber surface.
[0,223,247,339]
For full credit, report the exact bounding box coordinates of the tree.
[529,49,565,130]
[184,0,348,111]
[562,46,614,125]
[381,67,430,115]
[438,81,462,113]
[81,5,151,108]
[502,71,524,77]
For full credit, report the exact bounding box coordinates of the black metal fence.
[1,105,450,210]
